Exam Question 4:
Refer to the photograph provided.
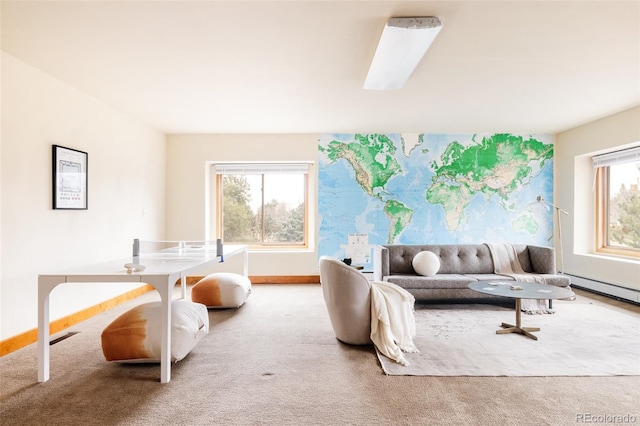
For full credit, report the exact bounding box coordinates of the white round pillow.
[412,251,440,277]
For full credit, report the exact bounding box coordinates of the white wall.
[556,106,640,291]
[3,50,637,341]
[166,134,319,275]
[1,52,167,339]
[167,125,640,287]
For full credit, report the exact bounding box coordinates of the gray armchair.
[318,256,372,345]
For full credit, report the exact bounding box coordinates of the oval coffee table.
[468,280,575,340]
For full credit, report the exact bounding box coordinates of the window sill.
[246,247,314,254]
[583,252,640,264]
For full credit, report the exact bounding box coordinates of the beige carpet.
[377,301,640,376]
[2,285,639,425]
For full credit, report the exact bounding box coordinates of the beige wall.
[168,123,640,288]
[166,134,320,276]
[556,106,640,290]
[1,53,167,339]
[3,49,638,341]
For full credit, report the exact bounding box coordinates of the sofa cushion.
[465,274,516,282]
[412,251,440,276]
[533,274,572,287]
[385,274,477,290]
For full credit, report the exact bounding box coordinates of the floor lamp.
[536,195,569,274]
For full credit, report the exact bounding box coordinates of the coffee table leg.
[496,298,541,340]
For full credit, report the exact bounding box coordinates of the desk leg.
[242,247,249,277]
[38,277,61,382]
[38,285,50,382]
[180,273,187,300]
[146,277,173,383]
[160,282,172,383]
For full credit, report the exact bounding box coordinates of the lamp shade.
[364,17,442,90]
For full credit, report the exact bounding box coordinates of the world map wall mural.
[318,133,555,265]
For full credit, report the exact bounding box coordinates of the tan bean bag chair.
[191,272,251,308]
[101,299,208,363]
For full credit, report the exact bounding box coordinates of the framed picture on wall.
[52,145,88,210]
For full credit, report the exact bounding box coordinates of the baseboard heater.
[567,274,640,305]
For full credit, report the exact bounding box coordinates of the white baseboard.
[568,274,640,304]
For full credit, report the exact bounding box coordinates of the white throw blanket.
[370,280,419,366]
[486,243,553,314]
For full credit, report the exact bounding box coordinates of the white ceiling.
[2,1,639,135]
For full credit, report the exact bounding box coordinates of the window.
[594,147,640,257]
[214,163,310,248]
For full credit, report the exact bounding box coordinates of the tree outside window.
[606,162,640,249]
[595,148,640,257]
[216,164,308,248]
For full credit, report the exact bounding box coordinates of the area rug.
[376,301,640,376]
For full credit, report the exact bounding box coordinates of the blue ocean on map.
[318,133,555,266]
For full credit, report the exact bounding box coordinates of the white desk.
[38,244,248,384]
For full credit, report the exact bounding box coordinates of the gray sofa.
[373,244,571,301]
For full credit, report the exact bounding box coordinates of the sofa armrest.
[372,245,389,281]
[527,245,556,274]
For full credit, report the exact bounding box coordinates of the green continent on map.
[322,134,402,198]
[384,200,414,243]
[512,212,538,234]
[426,133,553,231]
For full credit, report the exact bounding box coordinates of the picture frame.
[52,145,88,210]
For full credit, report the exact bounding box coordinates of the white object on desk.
[124,263,146,273]
[38,244,248,384]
